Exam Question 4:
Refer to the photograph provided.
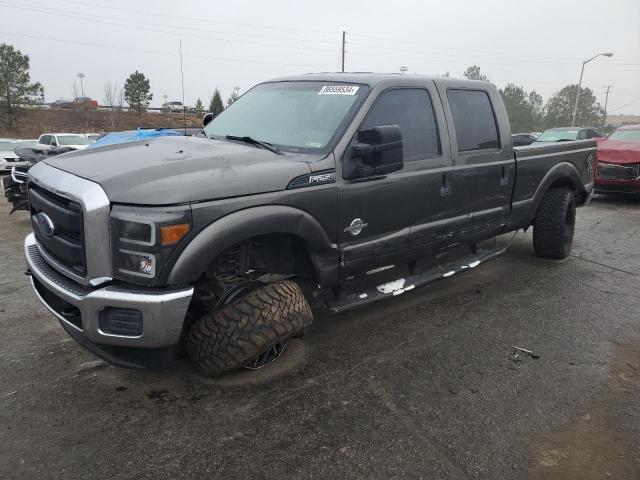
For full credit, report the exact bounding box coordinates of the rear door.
[438,85,515,242]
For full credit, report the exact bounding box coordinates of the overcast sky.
[2,0,639,115]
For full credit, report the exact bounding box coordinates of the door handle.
[440,173,451,196]
[500,166,509,186]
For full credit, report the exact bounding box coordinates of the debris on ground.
[512,346,541,362]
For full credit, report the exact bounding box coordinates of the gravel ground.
[1,194,639,479]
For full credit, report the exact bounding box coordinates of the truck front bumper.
[25,233,193,370]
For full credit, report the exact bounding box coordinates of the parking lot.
[0,195,639,479]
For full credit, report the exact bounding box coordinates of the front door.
[337,86,462,276]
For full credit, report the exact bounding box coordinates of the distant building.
[606,114,640,127]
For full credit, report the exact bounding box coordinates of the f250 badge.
[309,172,336,184]
[344,218,368,236]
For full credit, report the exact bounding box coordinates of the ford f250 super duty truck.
[24,73,596,376]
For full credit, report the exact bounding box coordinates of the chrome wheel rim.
[244,339,290,370]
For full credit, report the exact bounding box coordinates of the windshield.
[0,141,14,151]
[608,129,640,141]
[204,81,368,153]
[536,129,579,142]
[57,135,91,146]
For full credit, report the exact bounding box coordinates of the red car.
[595,124,640,195]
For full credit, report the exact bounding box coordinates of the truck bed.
[509,140,597,229]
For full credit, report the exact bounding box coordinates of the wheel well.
[190,234,318,309]
[548,177,587,205]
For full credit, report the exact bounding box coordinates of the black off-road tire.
[533,187,576,260]
[185,280,313,376]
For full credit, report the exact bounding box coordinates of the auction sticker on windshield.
[318,85,359,95]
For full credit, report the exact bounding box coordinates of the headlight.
[110,205,192,283]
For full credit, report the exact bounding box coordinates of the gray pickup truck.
[24,73,596,376]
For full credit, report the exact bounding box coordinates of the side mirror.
[345,125,403,179]
[202,112,214,127]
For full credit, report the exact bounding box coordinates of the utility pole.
[603,85,612,117]
[341,31,346,73]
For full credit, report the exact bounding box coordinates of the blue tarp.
[88,128,181,148]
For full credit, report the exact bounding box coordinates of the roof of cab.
[264,72,492,88]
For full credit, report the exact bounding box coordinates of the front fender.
[166,205,337,285]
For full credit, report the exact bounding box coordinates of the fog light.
[99,307,143,336]
[118,250,156,277]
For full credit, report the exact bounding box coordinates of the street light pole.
[571,53,613,126]
[77,72,85,97]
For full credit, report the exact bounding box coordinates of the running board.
[327,246,506,314]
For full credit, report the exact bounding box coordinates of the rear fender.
[509,161,588,229]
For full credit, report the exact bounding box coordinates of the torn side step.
[327,246,506,314]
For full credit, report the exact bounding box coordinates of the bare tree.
[103,80,125,131]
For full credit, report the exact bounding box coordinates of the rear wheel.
[533,188,576,259]
[185,279,313,377]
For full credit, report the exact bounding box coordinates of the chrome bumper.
[25,233,193,349]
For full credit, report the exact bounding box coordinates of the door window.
[447,89,500,151]
[50,136,58,146]
[361,88,440,162]
[578,130,587,140]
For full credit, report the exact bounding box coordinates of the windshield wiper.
[224,135,283,155]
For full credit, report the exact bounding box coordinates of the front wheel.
[533,187,576,260]
[185,280,313,377]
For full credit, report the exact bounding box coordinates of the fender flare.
[166,205,338,285]
[509,161,589,229]
[535,161,588,201]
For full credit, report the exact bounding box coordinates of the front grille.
[597,162,640,181]
[29,182,86,276]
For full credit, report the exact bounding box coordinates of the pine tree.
[208,88,224,117]
[0,43,44,125]
[194,97,204,115]
[124,70,152,114]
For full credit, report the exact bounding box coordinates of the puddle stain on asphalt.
[528,341,640,479]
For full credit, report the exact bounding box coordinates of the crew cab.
[24,74,596,376]
[595,124,640,194]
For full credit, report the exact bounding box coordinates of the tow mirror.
[345,124,404,179]
[202,112,214,127]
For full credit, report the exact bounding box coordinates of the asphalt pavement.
[1,194,639,479]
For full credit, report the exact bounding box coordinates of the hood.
[597,139,640,165]
[0,150,20,160]
[43,136,313,205]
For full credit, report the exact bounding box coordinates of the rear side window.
[361,88,440,162]
[447,89,500,152]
